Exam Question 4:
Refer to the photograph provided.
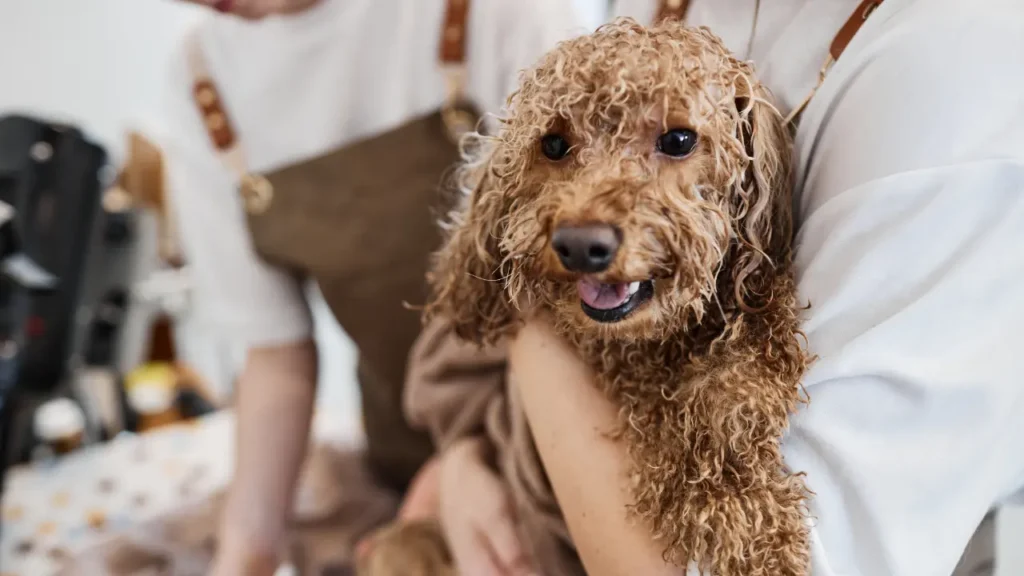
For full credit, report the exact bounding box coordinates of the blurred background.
[0,0,1019,574]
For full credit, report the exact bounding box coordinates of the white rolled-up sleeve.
[786,2,1024,575]
[161,40,313,348]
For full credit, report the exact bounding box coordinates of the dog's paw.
[356,519,455,576]
[658,480,810,576]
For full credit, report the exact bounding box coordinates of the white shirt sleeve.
[162,38,313,348]
[499,0,600,99]
[609,0,657,22]
[465,0,596,122]
[786,2,1024,575]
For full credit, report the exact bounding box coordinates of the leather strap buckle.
[439,0,472,143]
[786,0,885,126]
[239,173,273,215]
[656,0,691,23]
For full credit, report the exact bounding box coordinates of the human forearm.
[510,319,679,576]
[221,340,318,553]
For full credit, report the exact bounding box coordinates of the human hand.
[209,528,280,576]
[179,0,322,20]
[355,456,442,562]
[398,455,442,521]
[439,437,536,576]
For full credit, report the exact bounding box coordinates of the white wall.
[0,0,202,159]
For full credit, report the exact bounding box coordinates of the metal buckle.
[862,0,881,19]
[239,173,273,215]
[441,65,475,143]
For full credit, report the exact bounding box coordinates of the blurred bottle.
[33,397,86,456]
[125,363,183,432]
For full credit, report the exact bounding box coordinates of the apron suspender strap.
[185,30,248,181]
[653,0,885,126]
[831,0,885,63]
[185,29,273,212]
[784,0,885,124]
[440,0,471,64]
[439,0,474,139]
[184,0,473,212]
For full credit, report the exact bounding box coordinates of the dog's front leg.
[619,329,812,575]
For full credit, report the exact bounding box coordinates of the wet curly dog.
[364,17,813,576]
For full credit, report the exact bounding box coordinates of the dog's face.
[429,20,793,344]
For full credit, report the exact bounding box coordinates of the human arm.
[214,342,317,574]
[509,318,680,576]
[508,4,1024,576]
[161,38,318,574]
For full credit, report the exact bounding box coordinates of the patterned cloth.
[0,409,362,576]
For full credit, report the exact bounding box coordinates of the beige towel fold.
[404,318,586,576]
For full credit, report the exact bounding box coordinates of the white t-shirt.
[613,0,1024,575]
[163,0,596,348]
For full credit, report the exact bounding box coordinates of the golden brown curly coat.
[366,18,813,576]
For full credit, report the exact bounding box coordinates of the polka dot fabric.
[1,413,233,575]
[0,409,364,575]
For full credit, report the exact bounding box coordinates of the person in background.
[161,0,595,574]
[432,0,1022,574]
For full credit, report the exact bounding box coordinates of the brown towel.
[404,319,585,576]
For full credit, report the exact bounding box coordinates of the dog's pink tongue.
[577,277,629,310]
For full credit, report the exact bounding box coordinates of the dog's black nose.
[551,223,621,273]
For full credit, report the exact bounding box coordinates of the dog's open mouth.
[577,277,654,322]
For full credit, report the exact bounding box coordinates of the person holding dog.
[422,0,1022,575]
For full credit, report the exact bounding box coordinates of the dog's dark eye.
[540,134,571,161]
[657,128,698,158]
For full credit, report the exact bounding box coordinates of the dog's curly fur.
[358,520,456,576]
[370,19,814,576]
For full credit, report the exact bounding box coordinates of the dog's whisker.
[464,272,505,284]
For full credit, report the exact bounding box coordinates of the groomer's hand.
[439,437,537,576]
[179,0,322,20]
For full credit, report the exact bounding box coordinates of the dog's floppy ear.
[425,146,516,345]
[730,86,795,307]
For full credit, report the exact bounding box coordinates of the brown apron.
[185,0,478,492]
